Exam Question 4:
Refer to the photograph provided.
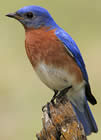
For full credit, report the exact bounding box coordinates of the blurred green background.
[0,0,101,140]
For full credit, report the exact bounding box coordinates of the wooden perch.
[36,96,87,140]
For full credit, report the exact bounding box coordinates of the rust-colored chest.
[25,27,68,67]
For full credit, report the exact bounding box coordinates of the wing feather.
[55,28,88,82]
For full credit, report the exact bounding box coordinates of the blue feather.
[55,28,88,82]
[71,99,98,135]
[17,6,58,29]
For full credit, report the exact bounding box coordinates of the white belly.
[34,62,74,90]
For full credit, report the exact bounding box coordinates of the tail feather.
[72,101,98,135]
[85,84,97,105]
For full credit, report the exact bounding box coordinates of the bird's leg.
[51,90,58,104]
[57,85,72,99]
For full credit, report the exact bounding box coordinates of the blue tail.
[72,101,98,135]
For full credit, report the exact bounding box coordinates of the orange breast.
[25,27,83,84]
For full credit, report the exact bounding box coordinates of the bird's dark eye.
[26,12,33,18]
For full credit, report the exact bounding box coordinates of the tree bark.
[36,96,87,140]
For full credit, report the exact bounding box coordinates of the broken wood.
[36,96,87,140]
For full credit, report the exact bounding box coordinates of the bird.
[6,5,98,136]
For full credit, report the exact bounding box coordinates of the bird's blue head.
[6,5,58,29]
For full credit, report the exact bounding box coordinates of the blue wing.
[55,28,88,82]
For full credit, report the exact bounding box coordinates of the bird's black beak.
[6,13,17,18]
[6,13,24,20]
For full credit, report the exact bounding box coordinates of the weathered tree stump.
[36,96,87,140]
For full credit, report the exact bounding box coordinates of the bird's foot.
[42,90,58,114]
[42,102,51,118]
[42,105,46,112]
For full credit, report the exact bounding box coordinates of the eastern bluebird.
[6,5,98,135]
